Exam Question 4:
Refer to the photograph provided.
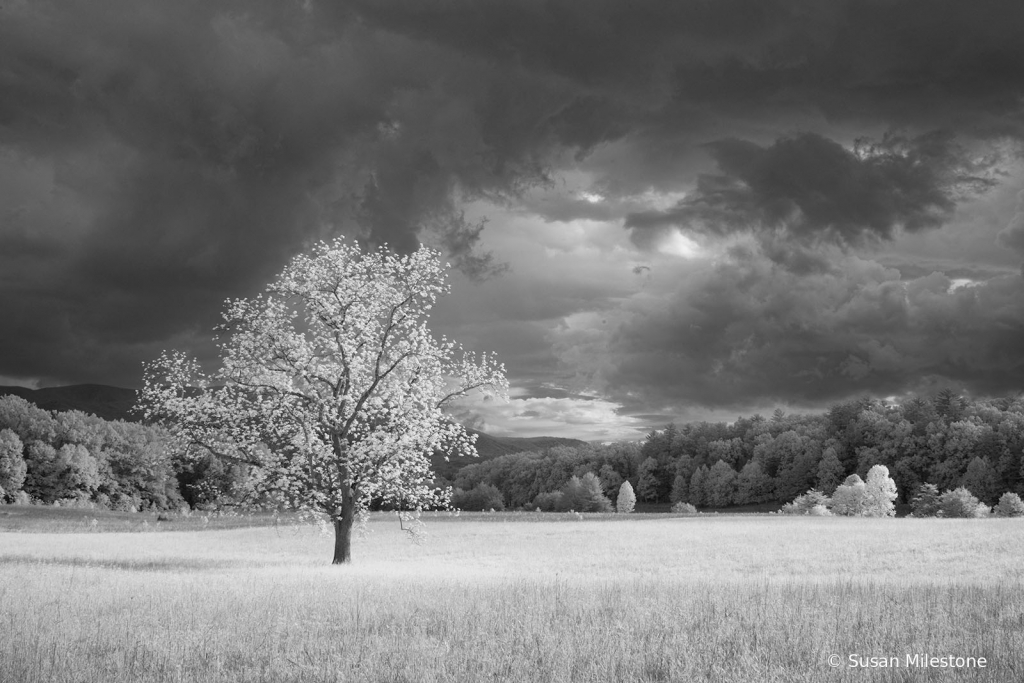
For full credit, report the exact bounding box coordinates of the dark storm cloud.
[350,0,1024,419]
[5,0,1024,402]
[346,0,826,89]
[626,131,1001,254]
[356,0,1024,212]
[665,4,1024,137]
[558,245,1024,412]
[0,0,618,386]
[998,191,1024,253]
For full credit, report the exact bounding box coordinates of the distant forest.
[452,390,1024,512]
[1,389,1022,513]
[0,393,238,510]
[0,389,583,511]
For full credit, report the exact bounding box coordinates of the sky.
[2,0,1024,441]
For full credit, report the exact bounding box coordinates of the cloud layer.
[626,131,1001,254]
[3,0,1024,438]
[553,241,1024,415]
[0,0,617,385]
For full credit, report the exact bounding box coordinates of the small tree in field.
[994,492,1024,517]
[616,480,636,513]
[830,467,897,517]
[829,474,867,516]
[139,239,507,564]
[781,489,831,515]
[563,473,613,512]
[451,483,505,512]
[863,464,898,517]
[938,487,989,518]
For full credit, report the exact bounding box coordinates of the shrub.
[451,483,505,512]
[994,492,1024,518]
[830,474,867,516]
[938,487,989,518]
[671,502,698,515]
[781,489,832,515]
[562,473,613,513]
[532,491,565,512]
[616,481,636,513]
[910,483,941,517]
[829,468,897,517]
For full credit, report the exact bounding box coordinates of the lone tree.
[863,464,898,517]
[616,480,636,513]
[139,239,507,564]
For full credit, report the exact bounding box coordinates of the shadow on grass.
[0,554,241,573]
[0,504,303,533]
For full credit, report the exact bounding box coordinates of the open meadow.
[1,508,1022,683]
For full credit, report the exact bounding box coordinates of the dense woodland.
[451,390,1024,511]
[2,389,1023,513]
[0,394,247,510]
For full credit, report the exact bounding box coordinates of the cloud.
[551,240,1024,413]
[0,0,618,386]
[4,0,1024,434]
[626,131,1001,256]
[998,190,1024,253]
[454,391,649,442]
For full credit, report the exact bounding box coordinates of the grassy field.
[1,508,1022,682]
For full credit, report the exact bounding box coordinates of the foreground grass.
[1,513,1022,682]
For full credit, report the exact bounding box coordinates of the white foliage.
[863,464,898,517]
[139,238,508,537]
[829,475,867,516]
[616,481,636,513]
[830,466,898,517]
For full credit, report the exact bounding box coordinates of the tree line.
[0,394,249,510]
[450,391,1024,511]
[4,388,1024,516]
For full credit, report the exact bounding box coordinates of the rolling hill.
[430,429,588,482]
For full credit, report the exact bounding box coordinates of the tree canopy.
[139,239,507,563]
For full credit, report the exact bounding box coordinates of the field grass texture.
[1,511,1022,682]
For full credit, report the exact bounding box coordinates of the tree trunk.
[332,485,356,564]
[332,517,352,564]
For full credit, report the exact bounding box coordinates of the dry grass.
[1,512,1022,682]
